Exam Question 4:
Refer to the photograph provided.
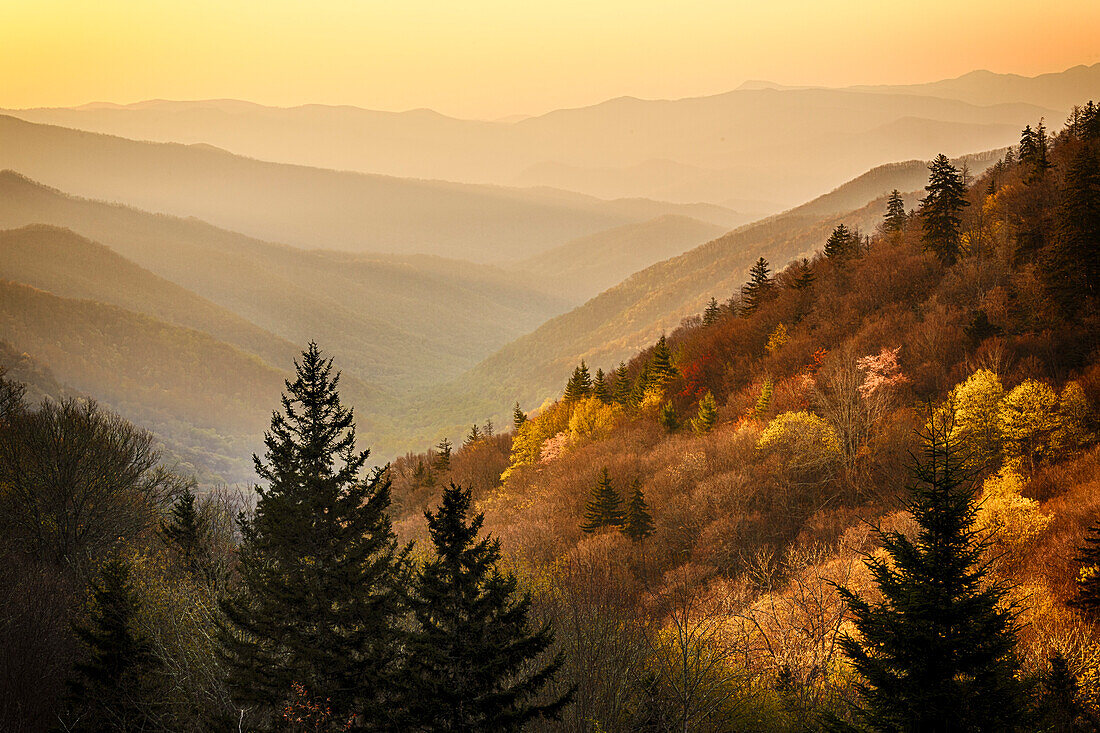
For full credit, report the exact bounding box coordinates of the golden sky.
[3,0,1098,119]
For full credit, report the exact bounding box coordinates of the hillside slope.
[0,172,571,390]
[415,151,1004,436]
[513,215,725,302]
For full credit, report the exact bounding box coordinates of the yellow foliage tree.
[766,324,789,355]
[1055,381,1093,452]
[948,369,1004,468]
[998,379,1060,471]
[757,411,841,481]
[975,469,1051,558]
[500,401,572,483]
[568,397,621,444]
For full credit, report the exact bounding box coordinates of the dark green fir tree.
[613,362,632,406]
[691,391,719,433]
[791,258,815,290]
[512,402,528,431]
[658,401,679,432]
[1050,146,1100,307]
[401,483,571,731]
[563,361,593,402]
[434,437,453,471]
[219,343,410,728]
[622,479,655,542]
[162,485,206,577]
[66,558,160,731]
[884,190,907,233]
[833,409,1030,732]
[919,154,970,266]
[581,468,625,532]
[1070,519,1100,620]
[1036,652,1091,733]
[593,368,611,404]
[465,423,482,447]
[740,257,775,316]
[649,336,676,387]
[703,297,722,325]
[824,223,856,260]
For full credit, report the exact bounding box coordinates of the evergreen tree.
[1070,519,1100,620]
[581,468,625,532]
[703,297,722,325]
[1018,125,1038,167]
[791,258,815,290]
[512,403,527,431]
[401,484,571,731]
[1032,119,1053,182]
[219,343,409,727]
[630,362,653,407]
[824,223,856,260]
[483,418,494,439]
[465,423,482,447]
[753,379,773,420]
[1050,145,1100,306]
[658,401,679,432]
[622,479,655,542]
[612,362,632,406]
[920,154,970,266]
[434,438,452,471]
[884,190,907,233]
[161,485,206,577]
[66,558,160,731]
[563,362,593,402]
[1036,652,1091,733]
[691,391,719,433]
[741,257,775,316]
[593,369,611,404]
[649,336,676,387]
[834,410,1029,732]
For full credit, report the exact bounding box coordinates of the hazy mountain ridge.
[0,115,739,263]
[5,65,1088,209]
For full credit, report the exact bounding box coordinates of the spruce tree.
[740,257,775,316]
[612,362,632,406]
[1050,146,1100,306]
[483,418,494,438]
[401,484,571,731]
[1036,652,1091,733]
[1070,519,1100,619]
[824,223,856,260]
[512,402,527,431]
[581,468,625,532]
[920,154,970,266]
[834,410,1029,732]
[465,423,482,447]
[649,336,676,387]
[630,362,652,407]
[791,258,815,290]
[884,190,907,233]
[658,401,679,432]
[67,558,160,731]
[435,437,452,471]
[1018,124,1038,167]
[162,485,206,577]
[622,479,655,542]
[703,297,722,325]
[593,369,611,404]
[753,379,773,420]
[219,343,409,727]
[563,362,593,402]
[691,391,719,433]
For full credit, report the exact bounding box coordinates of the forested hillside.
[4,101,1100,731]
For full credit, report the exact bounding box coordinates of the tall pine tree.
[1050,145,1100,307]
[401,483,571,731]
[791,258,816,290]
[1070,519,1100,620]
[920,154,970,266]
[219,343,410,728]
[649,336,676,387]
[741,257,775,316]
[622,479,655,542]
[691,391,719,433]
[563,362,593,402]
[512,402,528,431]
[703,297,722,325]
[581,468,625,532]
[162,486,206,578]
[593,369,611,404]
[66,558,160,731]
[612,362,632,406]
[834,409,1029,731]
[824,223,856,260]
[884,190,907,233]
